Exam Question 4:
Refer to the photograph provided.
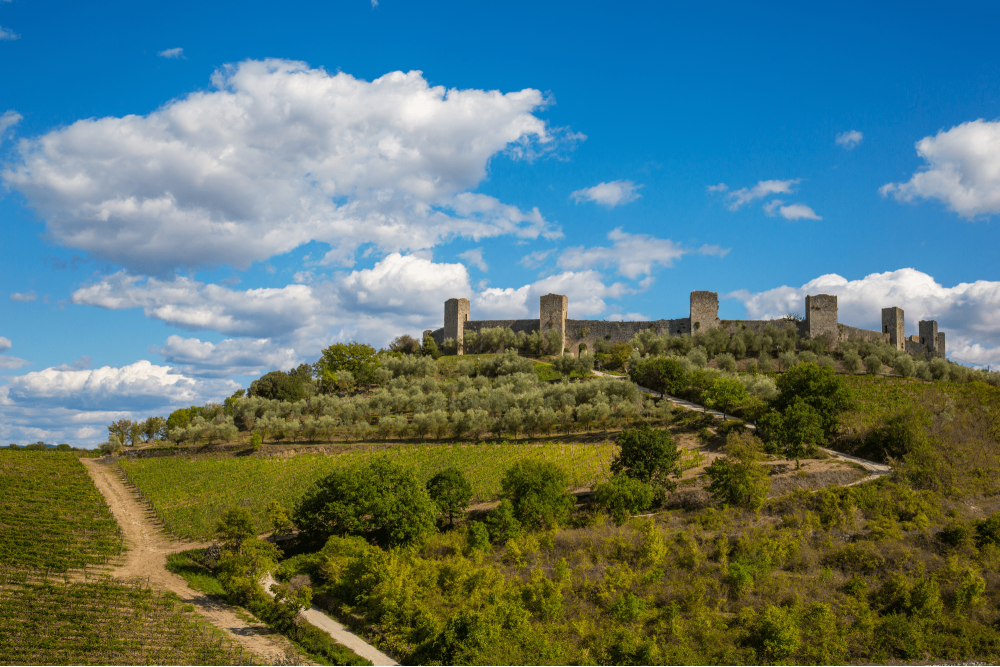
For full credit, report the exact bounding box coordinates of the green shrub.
[466,521,491,552]
[773,362,850,437]
[705,431,771,511]
[485,500,523,542]
[976,512,1000,548]
[500,460,574,529]
[610,424,681,494]
[427,467,473,526]
[293,455,439,547]
[741,604,800,661]
[629,357,689,395]
[893,354,915,378]
[716,352,737,372]
[593,475,655,525]
[864,354,883,375]
[687,348,708,368]
[843,353,863,374]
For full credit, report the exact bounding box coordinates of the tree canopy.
[249,364,315,402]
[773,362,850,437]
[500,460,574,529]
[314,341,380,387]
[610,424,682,492]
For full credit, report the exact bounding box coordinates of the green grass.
[0,451,123,571]
[120,441,616,540]
[166,550,228,598]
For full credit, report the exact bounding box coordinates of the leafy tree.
[610,424,682,492]
[267,500,294,535]
[864,354,884,375]
[716,352,738,372]
[98,435,123,456]
[705,431,771,510]
[593,475,655,525]
[293,456,438,547]
[484,499,523,542]
[702,377,749,419]
[500,460,574,529]
[551,353,577,378]
[466,521,491,552]
[216,537,281,605]
[629,356,689,395]
[166,406,202,434]
[249,365,314,402]
[780,398,825,467]
[315,341,380,387]
[843,353,863,374]
[108,418,135,447]
[215,507,257,553]
[422,334,441,359]
[773,362,850,438]
[607,343,633,369]
[427,467,473,526]
[389,334,421,354]
[141,416,166,443]
[893,354,915,378]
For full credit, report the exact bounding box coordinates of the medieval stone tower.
[882,306,905,350]
[444,298,470,355]
[539,293,569,354]
[689,291,720,331]
[805,294,838,342]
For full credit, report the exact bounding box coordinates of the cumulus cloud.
[9,290,37,302]
[0,336,29,370]
[458,248,488,272]
[717,179,800,210]
[836,130,863,149]
[570,180,642,208]
[880,119,1000,218]
[152,335,300,378]
[557,228,728,279]
[728,268,1000,365]
[476,270,630,319]
[158,47,184,59]
[3,60,570,273]
[764,200,821,220]
[0,360,236,446]
[0,110,21,137]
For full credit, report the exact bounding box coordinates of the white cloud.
[338,253,471,314]
[880,119,1000,218]
[519,249,554,269]
[557,228,728,279]
[0,25,18,40]
[0,336,29,370]
[607,312,650,322]
[569,180,642,208]
[777,203,821,220]
[728,268,1000,365]
[3,60,570,273]
[476,270,629,319]
[9,290,37,302]
[0,110,21,137]
[152,335,300,378]
[0,360,237,446]
[836,130,863,149]
[158,47,184,59]
[458,248,488,272]
[718,179,800,210]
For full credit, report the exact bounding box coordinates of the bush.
[389,334,421,355]
[98,435,123,456]
[484,499,523,542]
[293,456,439,547]
[705,431,771,510]
[610,424,681,493]
[864,354,884,375]
[716,352,737,372]
[421,335,441,359]
[773,362,850,438]
[893,354,915,378]
[843,353,863,374]
[427,467,473,527]
[593,476,655,525]
[976,512,1000,548]
[478,350,535,377]
[500,460,574,530]
[249,365,315,401]
[629,357,689,395]
[687,348,708,369]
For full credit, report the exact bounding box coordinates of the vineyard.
[0,569,251,665]
[119,441,617,540]
[0,451,123,571]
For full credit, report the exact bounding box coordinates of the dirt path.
[592,370,893,484]
[81,458,308,666]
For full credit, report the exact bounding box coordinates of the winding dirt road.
[81,457,309,666]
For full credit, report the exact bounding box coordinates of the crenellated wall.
[427,291,947,360]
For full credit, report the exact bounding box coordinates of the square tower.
[919,320,938,355]
[539,293,568,355]
[690,291,720,332]
[935,332,946,359]
[805,294,838,344]
[881,307,905,350]
[444,298,471,355]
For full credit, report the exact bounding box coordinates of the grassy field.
[0,570,250,665]
[119,441,617,540]
[0,451,123,571]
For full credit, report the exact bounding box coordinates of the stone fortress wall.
[426,290,947,360]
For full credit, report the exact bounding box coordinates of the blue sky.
[2,0,999,445]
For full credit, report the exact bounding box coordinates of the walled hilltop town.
[426,291,946,359]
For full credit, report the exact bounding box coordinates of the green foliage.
[705,431,771,510]
[427,467,473,526]
[740,604,800,661]
[774,362,850,437]
[389,334,422,355]
[214,507,256,552]
[466,521,492,552]
[500,460,574,530]
[315,341,380,387]
[294,456,439,547]
[267,500,294,535]
[593,475,654,525]
[629,356,689,395]
[484,500,523,543]
[864,354,884,375]
[976,512,1000,548]
[702,377,749,418]
[716,352,737,372]
[249,364,315,402]
[0,451,122,571]
[610,424,681,492]
[421,334,441,359]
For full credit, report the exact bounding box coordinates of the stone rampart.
[839,324,889,345]
[566,318,691,356]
